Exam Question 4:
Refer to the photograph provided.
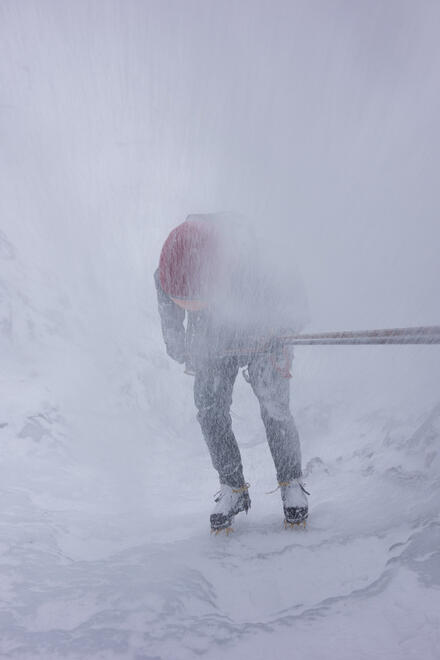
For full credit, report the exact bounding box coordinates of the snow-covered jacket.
[154,263,309,370]
[154,269,245,369]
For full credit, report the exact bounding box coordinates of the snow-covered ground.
[2,2,440,658]
[1,231,439,659]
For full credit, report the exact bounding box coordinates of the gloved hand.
[184,356,196,376]
[166,345,186,364]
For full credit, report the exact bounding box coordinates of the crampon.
[211,526,234,536]
[267,478,309,530]
[284,518,307,529]
[210,483,250,534]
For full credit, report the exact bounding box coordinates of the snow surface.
[2,2,440,658]
[1,232,439,659]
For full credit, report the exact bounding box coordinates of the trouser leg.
[248,348,302,482]
[194,357,244,487]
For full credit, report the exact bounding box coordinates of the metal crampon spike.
[211,526,234,536]
[284,520,307,529]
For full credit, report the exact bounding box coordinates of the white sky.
[1,0,439,387]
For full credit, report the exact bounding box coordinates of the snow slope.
[2,2,440,658]
[1,227,440,659]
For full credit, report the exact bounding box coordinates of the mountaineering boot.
[280,479,309,527]
[210,484,251,533]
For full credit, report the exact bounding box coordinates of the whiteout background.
[1,2,440,658]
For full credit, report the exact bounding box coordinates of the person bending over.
[155,214,309,532]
